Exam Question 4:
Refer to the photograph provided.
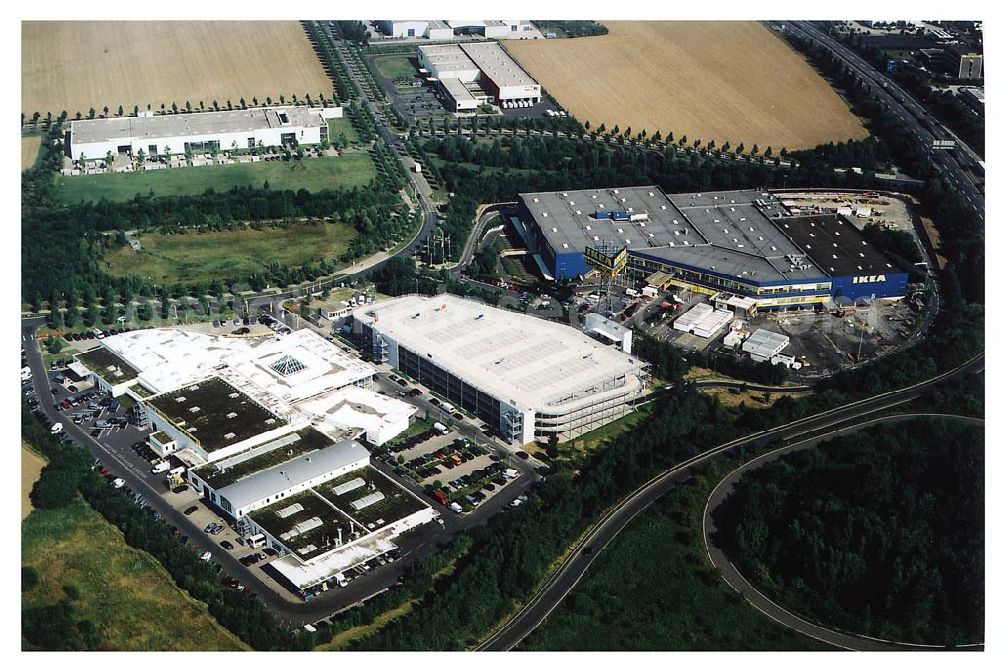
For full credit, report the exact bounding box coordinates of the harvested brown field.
[22,21,332,118]
[21,443,46,520]
[21,135,42,171]
[507,21,868,153]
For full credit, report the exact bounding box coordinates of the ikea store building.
[514,187,908,310]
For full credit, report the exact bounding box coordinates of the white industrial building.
[418,42,541,111]
[741,329,791,363]
[378,19,456,40]
[297,385,416,446]
[190,437,371,519]
[353,294,647,444]
[672,302,735,339]
[68,106,343,161]
[377,19,541,40]
[583,313,633,354]
[75,328,414,462]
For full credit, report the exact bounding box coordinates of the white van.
[21,367,32,381]
[151,460,170,474]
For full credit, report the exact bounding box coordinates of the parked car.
[220,541,234,550]
[111,478,126,489]
[198,551,212,561]
[184,506,199,515]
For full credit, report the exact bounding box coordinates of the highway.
[783,22,984,222]
[475,351,984,651]
[703,413,985,651]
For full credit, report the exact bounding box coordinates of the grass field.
[520,464,824,650]
[102,222,357,284]
[22,499,246,650]
[21,21,331,118]
[54,153,376,204]
[21,135,42,171]
[507,21,868,152]
[21,443,46,520]
[374,55,419,80]
[327,116,363,146]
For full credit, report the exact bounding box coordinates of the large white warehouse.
[353,294,648,444]
[417,42,542,111]
[68,105,343,160]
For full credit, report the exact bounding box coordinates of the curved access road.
[475,351,983,651]
[703,413,984,651]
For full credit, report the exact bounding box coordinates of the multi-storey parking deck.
[353,294,647,444]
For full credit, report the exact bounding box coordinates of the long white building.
[68,106,343,160]
[353,294,647,444]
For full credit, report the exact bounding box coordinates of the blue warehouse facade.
[514,187,908,311]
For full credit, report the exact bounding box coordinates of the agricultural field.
[507,21,868,152]
[102,222,358,285]
[21,22,331,118]
[21,135,42,171]
[21,443,46,520]
[54,153,376,204]
[22,499,247,650]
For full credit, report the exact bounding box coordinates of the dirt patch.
[22,21,332,117]
[21,443,46,520]
[507,21,868,152]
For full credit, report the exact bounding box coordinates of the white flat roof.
[101,328,373,400]
[459,41,538,88]
[418,44,477,74]
[101,328,245,393]
[356,295,645,413]
[673,303,734,337]
[71,106,328,146]
[741,329,790,356]
[270,533,397,589]
[297,385,416,437]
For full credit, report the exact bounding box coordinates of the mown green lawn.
[374,54,418,80]
[327,116,363,146]
[22,499,246,651]
[54,152,376,204]
[102,221,357,284]
[519,464,826,651]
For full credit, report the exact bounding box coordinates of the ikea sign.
[852,275,887,284]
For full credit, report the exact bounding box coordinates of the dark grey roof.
[779,214,900,277]
[521,187,830,284]
[519,186,703,253]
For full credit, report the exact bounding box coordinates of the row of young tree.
[715,418,984,645]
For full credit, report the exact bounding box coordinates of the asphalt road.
[784,22,984,223]
[703,413,985,651]
[476,351,984,651]
[20,317,533,627]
